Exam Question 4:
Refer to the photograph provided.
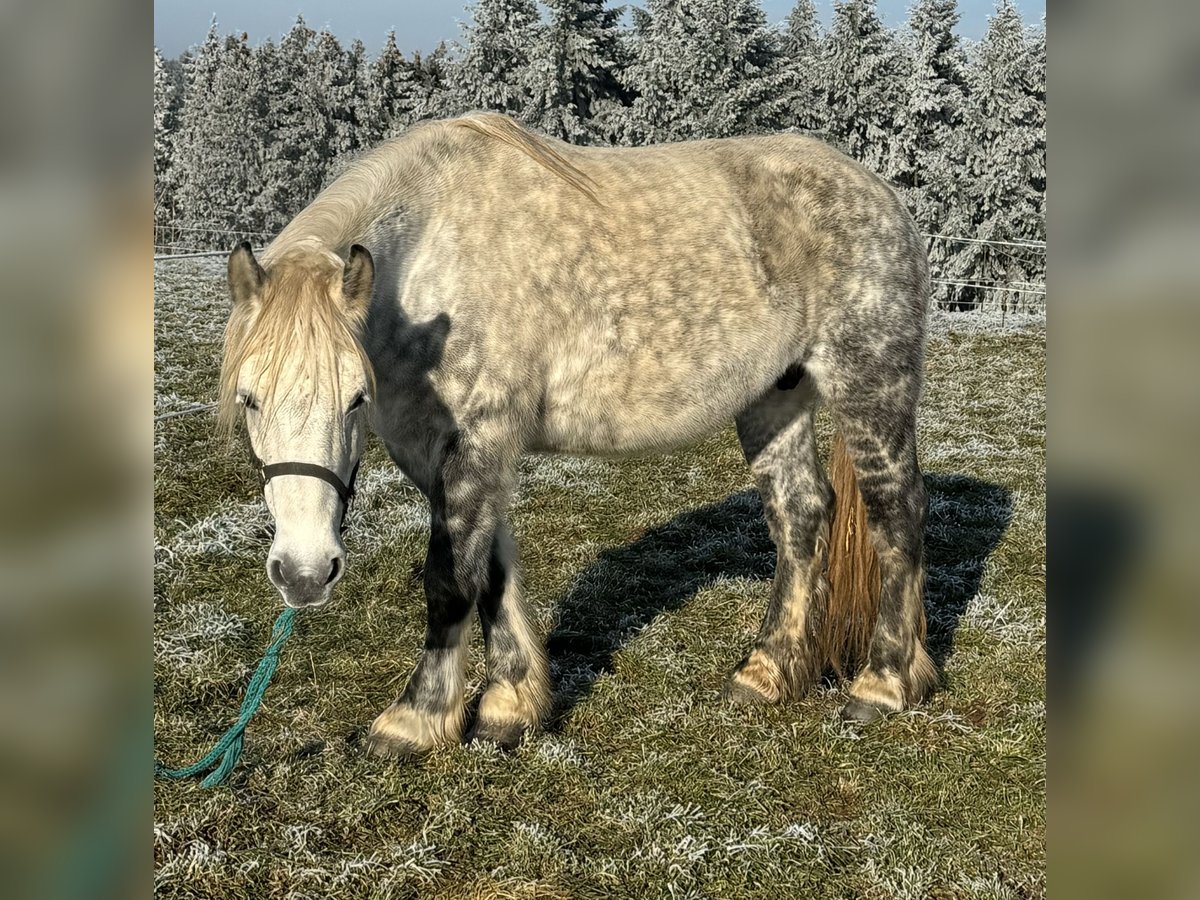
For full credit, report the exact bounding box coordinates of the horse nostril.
[269,557,286,587]
[325,556,343,585]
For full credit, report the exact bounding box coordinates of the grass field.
[154,259,1046,899]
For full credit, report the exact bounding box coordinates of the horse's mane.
[218,242,373,436]
[262,114,597,265]
[452,113,598,203]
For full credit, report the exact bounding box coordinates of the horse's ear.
[228,242,264,306]
[343,244,375,313]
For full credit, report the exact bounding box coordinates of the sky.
[154,0,1045,59]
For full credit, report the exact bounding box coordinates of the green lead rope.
[155,606,296,788]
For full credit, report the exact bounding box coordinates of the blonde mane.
[452,113,599,203]
[218,244,374,436]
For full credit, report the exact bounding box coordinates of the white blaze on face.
[240,353,368,609]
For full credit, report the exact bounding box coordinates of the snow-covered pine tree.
[346,40,372,148]
[322,39,377,186]
[363,31,420,144]
[719,0,792,135]
[1013,16,1046,297]
[780,0,825,133]
[944,0,1044,310]
[889,0,969,304]
[173,25,267,242]
[523,0,627,144]
[1027,18,1046,247]
[154,47,182,229]
[170,24,221,237]
[410,44,456,121]
[255,18,331,233]
[614,3,654,141]
[622,0,790,145]
[452,0,541,118]
[819,0,906,173]
[315,30,362,164]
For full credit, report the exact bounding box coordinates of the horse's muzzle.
[268,553,344,608]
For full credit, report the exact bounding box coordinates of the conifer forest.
[155,0,1045,309]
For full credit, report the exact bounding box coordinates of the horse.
[218,113,936,757]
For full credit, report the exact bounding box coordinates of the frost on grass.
[549,658,603,705]
[961,589,1045,646]
[154,392,216,419]
[927,308,1046,337]
[589,790,827,895]
[863,862,940,900]
[153,499,273,598]
[954,871,1034,898]
[923,434,1019,466]
[153,838,231,887]
[926,485,1015,535]
[718,822,821,880]
[154,260,232,402]
[156,836,449,896]
[520,453,616,497]
[167,500,273,560]
[291,842,450,894]
[493,821,571,881]
[154,600,246,668]
[341,465,429,555]
[856,805,1043,900]
[533,734,584,767]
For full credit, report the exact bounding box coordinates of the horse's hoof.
[466,718,528,751]
[840,698,888,723]
[724,650,789,705]
[723,677,774,706]
[364,730,427,760]
[365,699,463,759]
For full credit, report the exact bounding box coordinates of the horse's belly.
[534,354,774,456]
[536,400,724,455]
[527,280,807,455]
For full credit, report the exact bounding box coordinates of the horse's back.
[379,122,927,456]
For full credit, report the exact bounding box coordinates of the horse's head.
[219,241,375,608]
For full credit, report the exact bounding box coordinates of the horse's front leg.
[467,523,551,748]
[367,430,529,757]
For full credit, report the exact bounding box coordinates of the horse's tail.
[822,431,881,676]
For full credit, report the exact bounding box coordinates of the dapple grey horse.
[219,113,935,757]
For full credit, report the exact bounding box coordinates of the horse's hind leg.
[367,428,546,756]
[726,376,831,704]
[827,339,938,721]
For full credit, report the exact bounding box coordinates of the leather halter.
[250,451,361,531]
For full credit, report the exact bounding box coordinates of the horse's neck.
[266,133,433,264]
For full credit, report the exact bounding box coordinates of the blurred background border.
[2,0,1199,895]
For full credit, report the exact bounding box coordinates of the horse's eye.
[239,392,259,411]
[347,391,367,413]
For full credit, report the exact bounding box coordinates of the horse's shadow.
[545,474,1013,723]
